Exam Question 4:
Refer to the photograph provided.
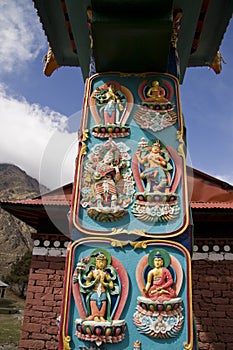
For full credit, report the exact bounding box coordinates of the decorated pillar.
[59,71,195,350]
[59,5,196,350]
[30,0,233,348]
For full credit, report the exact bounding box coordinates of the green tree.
[4,250,32,298]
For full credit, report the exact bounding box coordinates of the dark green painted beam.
[91,0,173,74]
[33,0,233,82]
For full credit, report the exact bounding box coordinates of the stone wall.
[18,254,66,350]
[18,238,233,349]
[192,239,233,350]
[193,260,233,350]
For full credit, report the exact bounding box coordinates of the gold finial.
[210,51,226,74]
[43,46,60,77]
[63,335,71,350]
[134,340,141,349]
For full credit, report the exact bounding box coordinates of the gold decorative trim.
[178,144,184,157]
[82,129,89,142]
[63,335,71,350]
[80,129,89,157]
[111,239,128,248]
[177,130,183,143]
[176,130,185,155]
[111,228,146,236]
[80,142,87,157]
[131,241,148,249]
[92,71,182,82]
[184,342,192,349]
[119,73,133,77]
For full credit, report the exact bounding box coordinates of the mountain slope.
[0,164,48,278]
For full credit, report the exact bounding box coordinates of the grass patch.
[0,290,25,346]
[0,314,22,345]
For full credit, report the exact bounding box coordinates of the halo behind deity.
[148,248,171,268]
[89,248,111,266]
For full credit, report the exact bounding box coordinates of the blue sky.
[0,1,232,190]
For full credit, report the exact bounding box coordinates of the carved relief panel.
[59,239,194,350]
[72,73,189,240]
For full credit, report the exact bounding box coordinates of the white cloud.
[39,117,79,191]
[0,0,46,74]
[0,1,81,191]
[0,83,78,190]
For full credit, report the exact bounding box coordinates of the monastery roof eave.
[33,0,233,81]
[1,167,232,231]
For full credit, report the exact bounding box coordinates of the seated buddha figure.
[143,252,176,302]
[146,81,168,103]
